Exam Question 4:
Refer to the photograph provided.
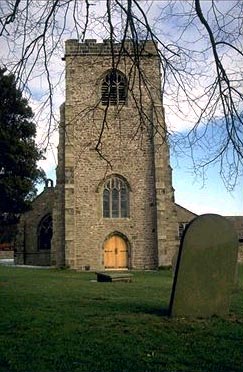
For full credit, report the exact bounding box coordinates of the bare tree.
[0,0,242,188]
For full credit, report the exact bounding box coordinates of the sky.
[1,0,242,217]
[171,147,243,216]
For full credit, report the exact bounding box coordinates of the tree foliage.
[0,68,44,221]
[0,0,242,188]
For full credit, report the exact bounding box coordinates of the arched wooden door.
[104,235,128,269]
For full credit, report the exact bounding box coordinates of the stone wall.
[0,250,14,259]
[15,184,55,266]
[175,203,198,222]
[51,104,66,267]
[52,39,178,270]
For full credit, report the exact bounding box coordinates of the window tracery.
[103,176,129,218]
[37,214,53,250]
[101,70,127,105]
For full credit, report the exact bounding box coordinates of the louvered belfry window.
[101,70,127,105]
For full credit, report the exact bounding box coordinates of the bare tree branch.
[0,0,242,189]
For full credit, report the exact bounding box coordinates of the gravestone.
[169,214,238,317]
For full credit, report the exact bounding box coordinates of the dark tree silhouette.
[0,68,44,223]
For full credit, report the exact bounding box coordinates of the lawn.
[0,266,243,372]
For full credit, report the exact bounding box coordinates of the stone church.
[14,39,198,269]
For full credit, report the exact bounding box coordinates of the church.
[14,39,218,269]
[52,38,181,270]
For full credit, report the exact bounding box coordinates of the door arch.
[104,234,128,269]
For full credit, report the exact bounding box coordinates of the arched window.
[44,178,53,188]
[37,214,53,250]
[101,70,127,105]
[103,176,129,218]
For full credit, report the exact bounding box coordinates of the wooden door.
[104,235,128,269]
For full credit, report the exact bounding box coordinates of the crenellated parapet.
[64,39,158,57]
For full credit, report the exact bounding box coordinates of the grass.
[0,266,243,372]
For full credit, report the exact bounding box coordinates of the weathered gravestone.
[169,214,238,317]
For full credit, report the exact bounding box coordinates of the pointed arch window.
[37,214,53,250]
[103,176,129,218]
[101,70,127,106]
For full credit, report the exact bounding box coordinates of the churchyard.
[1,265,243,372]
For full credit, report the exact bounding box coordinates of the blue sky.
[1,0,241,217]
[168,116,243,216]
[171,151,242,217]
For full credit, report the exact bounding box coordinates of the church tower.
[52,39,178,270]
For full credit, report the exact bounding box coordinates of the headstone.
[169,214,238,317]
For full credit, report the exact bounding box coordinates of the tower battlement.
[64,38,157,57]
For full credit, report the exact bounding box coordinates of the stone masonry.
[15,181,55,266]
[13,40,243,268]
[52,39,179,270]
